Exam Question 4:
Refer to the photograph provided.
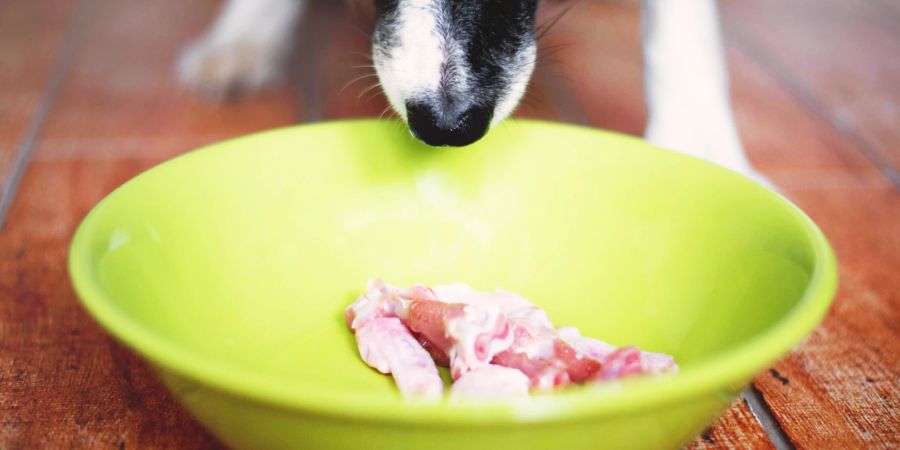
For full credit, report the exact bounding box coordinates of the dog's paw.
[176,37,284,101]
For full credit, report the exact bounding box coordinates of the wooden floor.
[1,0,898,448]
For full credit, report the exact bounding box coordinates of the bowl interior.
[72,120,830,417]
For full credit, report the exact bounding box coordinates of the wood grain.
[2,0,898,448]
[751,186,900,449]
[0,0,296,448]
[0,0,76,198]
[714,3,900,448]
[30,0,299,163]
[685,398,776,450]
[722,0,900,181]
[0,160,225,450]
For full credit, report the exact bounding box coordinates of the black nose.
[406,101,493,147]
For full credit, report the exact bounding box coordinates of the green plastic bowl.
[69,119,836,450]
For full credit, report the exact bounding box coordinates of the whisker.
[391,117,408,136]
[351,51,374,62]
[538,41,575,58]
[379,106,391,119]
[357,82,383,101]
[362,91,387,104]
[510,57,539,72]
[347,18,375,40]
[521,87,547,111]
[540,60,576,83]
[535,0,581,41]
[338,73,379,95]
[349,51,375,64]
[544,67,582,92]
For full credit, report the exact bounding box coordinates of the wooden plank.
[727,44,883,184]
[728,10,900,448]
[0,160,225,449]
[0,0,74,172]
[0,0,298,448]
[685,398,776,450]
[0,0,77,214]
[713,2,900,448]
[750,186,900,450]
[722,0,900,182]
[869,0,900,20]
[31,0,299,163]
[541,0,883,185]
[698,2,900,447]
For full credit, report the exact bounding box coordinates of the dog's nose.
[406,101,492,147]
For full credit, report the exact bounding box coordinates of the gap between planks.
[0,0,94,230]
[727,26,900,189]
[742,386,796,450]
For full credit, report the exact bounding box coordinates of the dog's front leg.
[177,0,306,100]
[640,0,769,185]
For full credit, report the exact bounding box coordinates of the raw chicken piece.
[488,307,603,389]
[491,339,602,389]
[345,280,679,399]
[557,327,678,379]
[431,285,607,388]
[353,317,443,400]
[345,279,409,330]
[450,365,531,400]
[346,283,444,400]
[347,280,514,380]
[404,299,513,379]
[432,284,537,315]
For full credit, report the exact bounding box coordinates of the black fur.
[448,0,538,107]
[373,0,539,146]
[373,0,401,53]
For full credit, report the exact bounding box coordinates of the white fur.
[641,0,767,184]
[492,44,536,128]
[178,0,305,100]
[372,0,535,129]
[374,0,472,119]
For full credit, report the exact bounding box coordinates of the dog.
[177,0,767,184]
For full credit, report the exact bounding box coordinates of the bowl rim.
[68,119,837,424]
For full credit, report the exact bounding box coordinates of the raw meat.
[450,365,531,399]
[353,317,444,400]
[345,280,678,399]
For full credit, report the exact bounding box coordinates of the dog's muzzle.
[406,101,493,147]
